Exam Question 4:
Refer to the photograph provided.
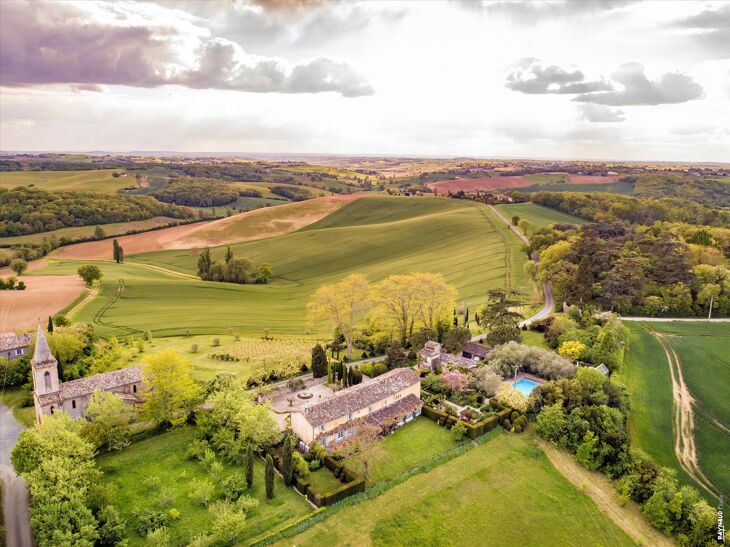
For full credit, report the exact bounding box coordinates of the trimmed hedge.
[421,404,511,439]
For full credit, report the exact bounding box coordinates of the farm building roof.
[462,342,491,359]
[419,340,442,359]
[442,353,478,369]
[363,394,422,427]
[59,366,143,400]
[302,368,420,428]
[0,332,32,352]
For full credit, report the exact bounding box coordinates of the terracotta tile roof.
[0,332,32,352]
[302,368,420,428]
[363,394,422,427]
[59,366,142,400]
[463,342,491,359]
[419,340,442,359]
[442,353,478,369]
[36,391,61,406]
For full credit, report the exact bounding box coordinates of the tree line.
[0,187,193,237]
[153,177,240,207]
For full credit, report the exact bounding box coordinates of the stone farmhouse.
[0,332,32,361]
[292,368,421,450]
[419,340,491,372]
[31,324,143,423]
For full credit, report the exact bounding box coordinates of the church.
[31,324,144,423]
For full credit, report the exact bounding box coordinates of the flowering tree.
[442,370,469,393]
[495,384,529,413]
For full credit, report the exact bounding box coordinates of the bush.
[186,438,210,461]
[234,494,259,514]
[188,478,215,506]
[513,424,523,433]
[502,419,511,429]
[168,508,180,520]
[372,362,388,377]
[134,508,169,535]
[360,363,374,377]
[510,411,520,422]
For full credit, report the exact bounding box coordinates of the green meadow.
[0,168,132,193]
[273,433,634,547]
[33,197,529,339]
[625,322,730,499]
[494,202,587,234]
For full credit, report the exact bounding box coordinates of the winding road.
[0,403,32,547]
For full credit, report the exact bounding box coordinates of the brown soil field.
[0,275,85,331]
[567,174,622,184]
[428,176,533,193]
[50,195,361,261]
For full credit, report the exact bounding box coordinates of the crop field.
[525,173,570,184]
[428,175,533,193]
[514,181,635,195]
[130,335,315,382]
[625,322,730,499]
[494,203,587,234]
[568,174,622,184]
[273,433,633,547]
[98,427,313,546]
[0,216,181,246]
[0,168,132,193]
[32,197,527,338]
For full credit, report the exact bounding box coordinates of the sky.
[0,0,728,161]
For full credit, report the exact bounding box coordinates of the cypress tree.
[225,246,233,264]
[197,246,212,279]
[265,453,275,499]
[47,315,53,333]
[112,239,124,263]
[311,344,328,378]
[464,307,469,325]
[282,434,294,486]
[55,350,64,381]
[245,444,254,488]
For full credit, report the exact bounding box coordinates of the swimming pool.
[513,378,540,396]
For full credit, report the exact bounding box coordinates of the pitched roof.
[31,324,55,366]
[441,353,478,369]
[419,340,442,359]
[0,332,32,352]
[462,342,491,359]
[59,366,142,400]
[362,394,422,427]
[302,368,420,428]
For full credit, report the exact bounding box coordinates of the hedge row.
[293,457,365,507]
[421,404,511,439]
[250,428,502,546]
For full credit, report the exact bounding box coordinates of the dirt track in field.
[646,327,722,499]
[50,195,362,261]
[0,275,85,331]
[539,440,673,547]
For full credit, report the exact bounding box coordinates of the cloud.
[577,104,625,123]
[573,63,704,106]
[506,59,612,94]
[671,4,730,59]
[457,0,637,22]
[0,0,373,97]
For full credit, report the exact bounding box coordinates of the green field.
[525,172,571,185]
[495,203,587,234]
[36,197,528,338]
[0,169,132,193]
[273,433,633,547]
[98,427,313,546]
[344,417,458,484]
[515,181,635,195]
[0,216,181,245]
[625,322,730,499]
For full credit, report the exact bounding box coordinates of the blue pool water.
[513,378,540,396]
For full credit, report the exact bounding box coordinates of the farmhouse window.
[72,400,76,409]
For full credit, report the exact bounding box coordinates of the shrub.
[360,363,374,377]
[502,419,511,429]
[510,411,520,422]
[191,344,199,353]
[513,424,523,433]
[188,478,215,506]
[157,488,175,508]
[168,508,180,520]
[146,526,172,546]
[134,508,169,535]
[186,438,211,461]
[234,494,260,514]
[222,472,249,501]
[212,337,221,347]
[97,505,126,546]
[495,384,529,413]
[372,362,388,377]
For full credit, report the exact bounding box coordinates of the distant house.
[0,332,32,361]
[419,340,482,371]
[31,325,143,423]
[462,341,491,362]
[291,368,421,450]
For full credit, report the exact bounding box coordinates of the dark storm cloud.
[573,63,704,106]
[0,1,373,96]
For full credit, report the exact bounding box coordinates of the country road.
[0,403,32,547]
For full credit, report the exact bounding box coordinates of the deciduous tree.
[140,350,201,428]
[82,391,133,451]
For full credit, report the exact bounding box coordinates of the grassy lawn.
[0,169,131,193]
[494,202,587,235]
[306,467,344,494]
[98,427,313,546]
[520,329,549,349]
[0,387,36,427]
[130,335,314,382]
[274,433,634,547]
[344,417,458,484]
[624,322,729,499]
[36,198,525,338]
[0,217,180,246]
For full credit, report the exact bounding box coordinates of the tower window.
[44,371,51,391]
[133,384,137,393]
